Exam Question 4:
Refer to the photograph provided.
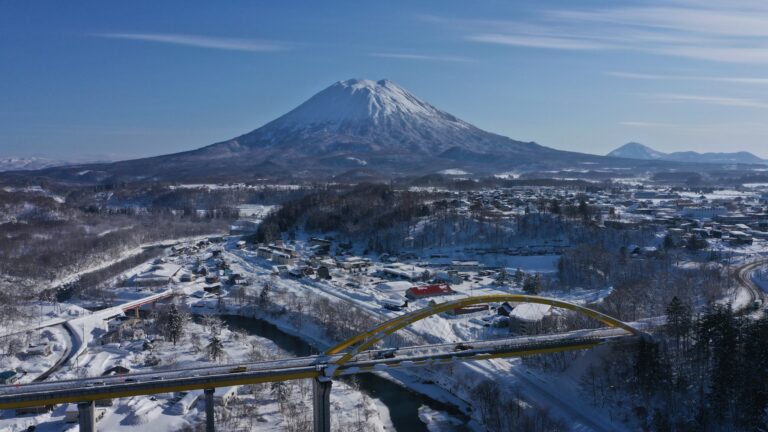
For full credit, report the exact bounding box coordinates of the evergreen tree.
[697,305,740,422]
[735,317,768,428]
[634,338,668,401]
[523,274,542,294]
[652,410,672,432]
[549,199,561,215]
[663,234,676,250]
[496,268,509,285]
[165,304,186,345]
[207,335,225,362]
[578,199,590,221]
[665,296,692,351]
[259,281,271,307]
[513,268,524,285]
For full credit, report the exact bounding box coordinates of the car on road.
[374,348,398,359]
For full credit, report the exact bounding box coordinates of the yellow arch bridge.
[0,295,644,432]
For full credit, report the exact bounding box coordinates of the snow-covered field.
[236,204,277,219]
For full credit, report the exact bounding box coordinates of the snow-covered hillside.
[199,78,558,161]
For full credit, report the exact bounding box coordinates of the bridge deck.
[0,327,635,409]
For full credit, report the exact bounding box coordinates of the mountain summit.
[608,142,666,160]
[200,78,552,159]
[271,79,462,127]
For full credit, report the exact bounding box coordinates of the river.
[220,315,472,432]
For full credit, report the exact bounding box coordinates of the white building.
[509,304,552,335]
[133,263,182,286]
[381,263,430,281]
[214,386,240,406]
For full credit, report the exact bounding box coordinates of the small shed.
[214,386,240,406]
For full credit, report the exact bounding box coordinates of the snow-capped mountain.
[197,78,558,160]
[9,78,664,182]
[0,157,67,172]
[607,142,666,160]
[608,142,765,165]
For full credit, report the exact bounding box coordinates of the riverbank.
[219,313,472,432]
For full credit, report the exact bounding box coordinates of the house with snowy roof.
[509,303,551,335]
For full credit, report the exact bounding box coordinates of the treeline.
[251,184,618,254]
[591,301,768,431]
[62,181,309,207]
[239,279,414,348]
[253,183,434,244]
[399,173,610,191]
[0,213,226,282]
[0,187,230,286]
[557,227,728,320]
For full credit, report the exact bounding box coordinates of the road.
[734,258,768,317]
[0,327,636,409]
[32,324,75,382]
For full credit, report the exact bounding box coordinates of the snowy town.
[4,3,768,429]
[1,178,767,431]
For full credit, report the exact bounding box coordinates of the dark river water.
[220,314,472,432]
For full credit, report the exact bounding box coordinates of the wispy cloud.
[619,121,684,128]
[427,1,768,64]
[620,119,768,133]
[646,93,768,108]
[608,71,768,85]
[96,33,289,52]
[467,34,609,50]
[369,52,473,62]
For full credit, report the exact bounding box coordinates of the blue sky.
[2,0,768,160]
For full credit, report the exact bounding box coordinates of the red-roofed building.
[405,283,455,299]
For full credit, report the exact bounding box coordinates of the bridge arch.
[325,294,641,371]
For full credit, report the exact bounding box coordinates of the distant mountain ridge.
[608,142,765,165]
[4,79,742,183]
[12,78,622,182]
[0,157,67,172]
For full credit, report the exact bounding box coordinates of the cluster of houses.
[105,315,146,343]
[440,185,767,251]
[454,184,766,250]
[605,189,767,247]
[256,241,298,265]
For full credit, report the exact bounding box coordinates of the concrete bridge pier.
[312,377,332,432]
[204,388,215,432]
[78,400,96,432]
